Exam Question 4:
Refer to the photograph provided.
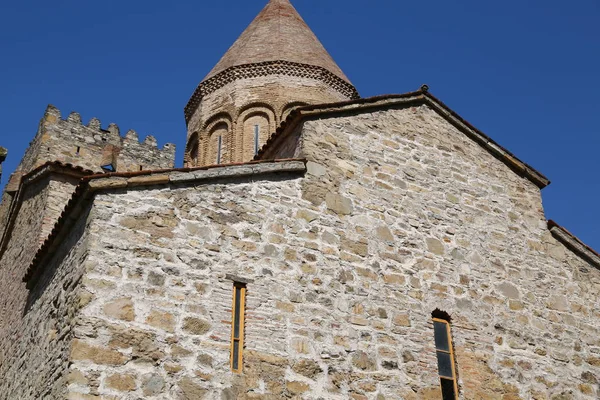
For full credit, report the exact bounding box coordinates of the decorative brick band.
[184,61,360,123]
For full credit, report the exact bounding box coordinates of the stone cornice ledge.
[548,220,600,268]
[87,160,307,190]
[24,159,306,288]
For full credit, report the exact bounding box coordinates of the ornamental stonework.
[184,61,360,122]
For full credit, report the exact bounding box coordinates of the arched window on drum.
[243,113,269,160]
[209,122,229,165]
[186,132,200,167]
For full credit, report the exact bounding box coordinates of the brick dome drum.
[184,0,358,167]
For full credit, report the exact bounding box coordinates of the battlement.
[17,105,175,178]
[0,147,6,182]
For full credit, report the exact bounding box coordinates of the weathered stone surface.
[178,377,208,399]
[105,373,136,392]
[426,238,445,255]
[352,351,377,371]
[182,317,211,335]
[103,298,135,321]
[498,282,520,300]
[286,381,310,395]
[326,193,353,215]
[71,340,128,366]
[146,309,176,332]
[292,359,323,379]
[142,373,165,396]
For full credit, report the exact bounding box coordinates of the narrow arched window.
[243,114,269,161]
[208,122,228,165]
[186,132,200,167]
[254,124,260,156]
[230,282,246,373]
[216,135,223,164]
[432,310,458,399]
[190,143,199,166]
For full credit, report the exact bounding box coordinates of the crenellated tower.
[0,147,6,182]
[0,106,176,362]
[183,0,359,167]
[0,103,176,258]
[14,104,175,179]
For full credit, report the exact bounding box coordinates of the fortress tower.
[0,106,175,376]
[183,0,359,167]
[0,105,175,255]
[0,147,6,182]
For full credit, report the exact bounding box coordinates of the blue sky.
[1,0,598,249]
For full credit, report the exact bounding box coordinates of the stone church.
[0,0,598,398]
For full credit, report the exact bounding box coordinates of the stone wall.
[17,105,175,179]
[0,186,93,399]
[288,105,600,399]
[13,104,600,399]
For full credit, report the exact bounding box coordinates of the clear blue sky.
[1,0,598,249]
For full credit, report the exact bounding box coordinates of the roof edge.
[0,162,95,261]
[256,87,550,189]
[548,220,600,268]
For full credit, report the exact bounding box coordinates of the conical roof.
[204,0,350,83]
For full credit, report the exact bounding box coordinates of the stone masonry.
[0,104,176,399]
[16,104,175,177]
[1,0,599,399]
[11,102,600,399]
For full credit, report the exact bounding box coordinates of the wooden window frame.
[230,282,246,373]
[433,317,459,399]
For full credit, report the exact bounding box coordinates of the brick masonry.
[186,75,351,167]
[184,0,358,169]
[10,104,598,399]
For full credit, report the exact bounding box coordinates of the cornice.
[184,61,360,123]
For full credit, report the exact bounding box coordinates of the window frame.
[216,135,223,164]
[253,124,260,156]
[433,317,459,399]
[230,282,246,373]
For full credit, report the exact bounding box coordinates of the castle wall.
[0,192,14,237]
[0,146,6,182]
[19,105,600,399]
[0,183,93,399]
[15,105,175,179]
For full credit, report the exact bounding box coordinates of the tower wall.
[185,74,350,166]
[0,147,6,182]
[22,105,176,176]
[0,104,177,399]
[0,197,92,400]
